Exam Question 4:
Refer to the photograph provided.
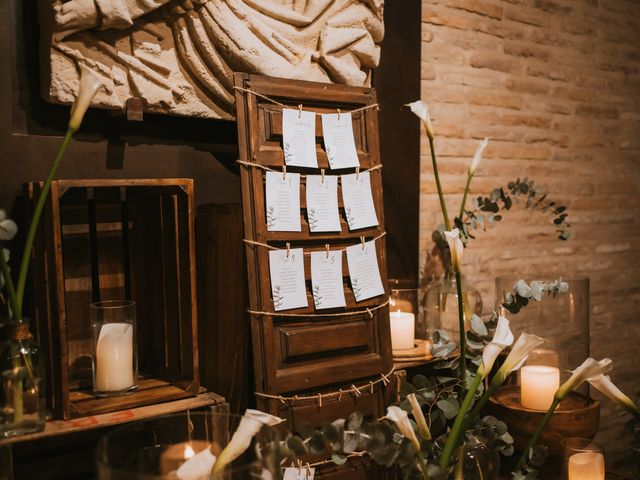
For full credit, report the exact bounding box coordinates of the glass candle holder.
[389,280,429,351]
[561,437,605,480]
[91,300,138,397]
[520,346,560,410]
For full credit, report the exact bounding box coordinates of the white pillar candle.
[95,323,134,392]
[568,452,605,480]
[520,365,560,410]
[390,310,415,350]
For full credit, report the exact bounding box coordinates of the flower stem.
[427,135,451,231]
[439,372,483,468]
[459,174,473,221]
[464,384,498,432]
[454,271,467,378]
[15,129,74,319]
[416,448,430,480]
[514,396,561,473]
[0,243,19,317]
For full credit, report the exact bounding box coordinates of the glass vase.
[561,437,605,480]
[91,300,138,397]
[97,411,279,479]
[0,321,46,438]
[423,275,483,340]
[462,435,500,480]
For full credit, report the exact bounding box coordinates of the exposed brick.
[533,0,573,15]
[575,105,619,119]
[527,65,568,82]
[505,5,551,27]
[442,71,499,89]
[505,78,550,94]
[470,54,522,73]
[445,0,504,20]
[501,113,553,129]
[468,91,523,109]
[422,7,470,30]
[503,41,552,61]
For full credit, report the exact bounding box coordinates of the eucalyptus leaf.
[436,398,460,419]
[471,314,488,336]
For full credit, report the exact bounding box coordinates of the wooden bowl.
[487,386,600,455]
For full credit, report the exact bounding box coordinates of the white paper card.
[282,108,318,168]
[306,175,341,232]
[283,467,315,480]
[265,171,301,232]
[346,240,385,302]
[269,248,308,311]
[341,171,379,230]
[321,112,360,169]
[311,250,346,310]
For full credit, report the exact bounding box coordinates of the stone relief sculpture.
[40,0,385,119]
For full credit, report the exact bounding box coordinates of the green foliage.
[501,278,569,315]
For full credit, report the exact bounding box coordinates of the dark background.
[0,1,421,290]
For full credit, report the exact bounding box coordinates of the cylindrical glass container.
[97,412,276,479]
[462,434,500,480]
[495,275,589,390]
[561,437,605,480]
[0,321,46,438]
[424,275,483,340]
[91,300,138,397]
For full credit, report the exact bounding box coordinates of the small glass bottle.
[0,321,46,438]
[91,300,138,397]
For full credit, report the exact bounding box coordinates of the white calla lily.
[212,409,284,473]
[479,316,514,378]
[491,333,546,387]
[406,100,434,139]
[177,448,217,480]
[407,393,431,441]
[468,137,489,175]
[69,64,102,132]
[588,374,639,417]
[444,228,464,273]
[385,405,421,451]
[557,358,613,400]
[0,210,18,241]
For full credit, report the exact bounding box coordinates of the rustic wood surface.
[28,179,201,419]
[234,73,394,406]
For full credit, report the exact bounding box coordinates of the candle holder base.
[94,383,139,398]
[487,386,599,456]
[392,339,432,362]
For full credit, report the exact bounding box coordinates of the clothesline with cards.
[242,231,387,255]
[265,237,386,312]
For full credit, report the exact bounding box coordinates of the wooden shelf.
[0,392,224,446]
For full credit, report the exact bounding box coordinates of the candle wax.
[520,365,560,410]
[568,452,605,480]
[390,310,415,350]
[95,322,134,392]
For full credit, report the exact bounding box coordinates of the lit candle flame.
[184,444,195,459]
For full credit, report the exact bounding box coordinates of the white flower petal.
[469,137,489,175]
[481,316,514,377]
[494,333,546,385]
[0,218,18,241]
[69,64,102,131]
[407,393,431,441]
[177,448,217,480]
[406,100,434,138]
[588,374,638,415]
[443,229,464,272]
[557,358,613,399]
[385,406,420,450]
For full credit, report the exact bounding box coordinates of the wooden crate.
[27,179,200,419]
[233,73,393,410]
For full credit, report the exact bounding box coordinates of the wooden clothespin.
[325,244,330,259]
[306,463,312,478]
[282,164,287,180]
[286,242,291,258]
[337,108,341,120]
[360,236,366,251]
[355,166,360,180]
[298,104,303,118]
[320,168,325,183]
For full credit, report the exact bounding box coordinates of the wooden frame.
[27,179,200,419]
[234,73,393,412]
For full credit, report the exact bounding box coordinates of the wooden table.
[0,392,225,480]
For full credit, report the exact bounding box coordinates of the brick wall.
[419,0,640,472]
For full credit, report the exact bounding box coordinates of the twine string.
[236,159,382,174]
[242,231,386,255]
[247,299,389,318]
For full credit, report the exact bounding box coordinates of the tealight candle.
[568,451,605,480]
[390,310,415,350]
[520,365,560,410]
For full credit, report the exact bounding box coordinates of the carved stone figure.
[40,0,385,119]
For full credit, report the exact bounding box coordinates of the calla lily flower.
[468,137,489,176]
[212,409,284,473]
[69,64,102,132]
[556,358,613,400]
[406,100,434,139]
[177,448,217,480]
[407,393,431,441]
[385,405,421,451]
[491,333,546,387]
[0,210,17,241]
[444,229,464,273]
[479,316,514,378]
[588,374,639,417]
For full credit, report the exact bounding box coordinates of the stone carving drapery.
[40,0,385,119]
